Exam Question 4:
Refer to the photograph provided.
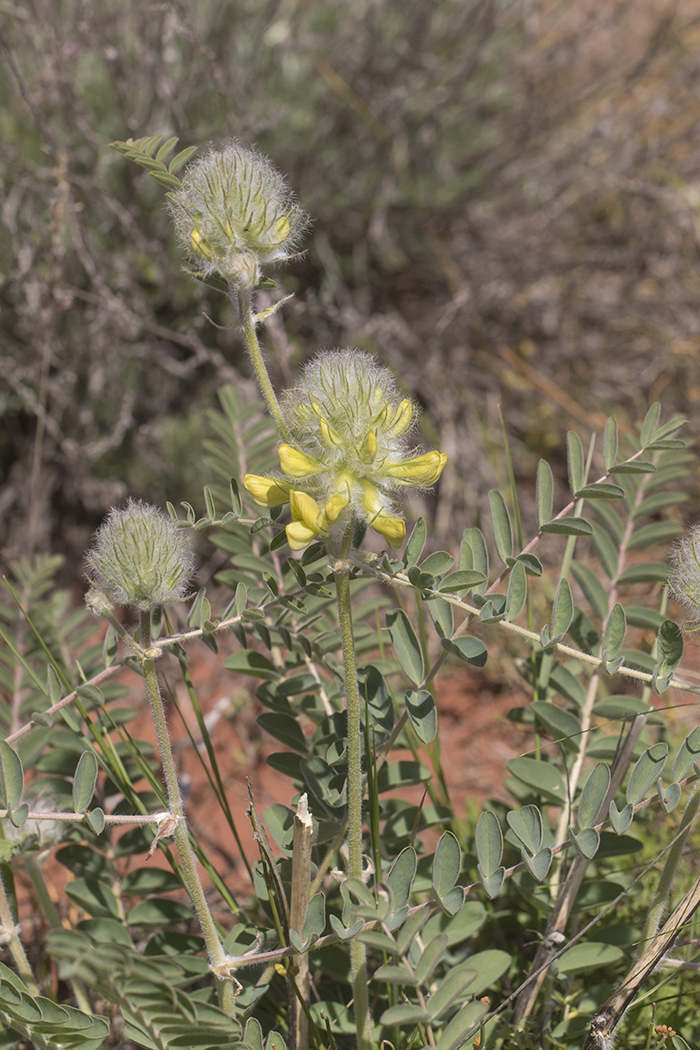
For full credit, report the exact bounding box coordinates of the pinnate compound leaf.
[627,743,669,805]
[506,805,543,854]
[536,459,554,527]
[72,751,99,814]
[386,609,424,685]
[0,742,24,810]
[405,689,437,743]
[489,490,513,563]
[475,811,502,877]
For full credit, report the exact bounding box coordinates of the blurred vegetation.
[2,0,700,571]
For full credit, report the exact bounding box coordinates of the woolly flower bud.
[244,350,447,551]
[668,524,700,628]
[85,500,194,611]
[167,140,309,289]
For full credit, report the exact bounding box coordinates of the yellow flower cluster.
[244,352,447,551]
[168,141,309,289]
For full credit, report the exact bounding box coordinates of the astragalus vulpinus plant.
[1,134,700,1050]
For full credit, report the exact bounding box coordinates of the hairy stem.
[139,611,236,1018]
[334,527,372,1050]
[237,288,291,442]
[0,866,38,994]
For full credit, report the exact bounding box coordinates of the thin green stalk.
[0,866,38,994]
[237,289,291,442]
[333,526,372,1050]
[139,611,236,1019]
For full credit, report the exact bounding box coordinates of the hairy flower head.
[668,524,700,628]
[167,141,309,289]
[86,500,194,611]
[244,351,447,551]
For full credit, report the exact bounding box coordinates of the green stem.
[0,865,38,994]
[333,527,372,1050]
[238,289,291,442]
[139,612,236,1019]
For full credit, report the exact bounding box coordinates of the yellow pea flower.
[278,444,323,478]
[243,474,292,507]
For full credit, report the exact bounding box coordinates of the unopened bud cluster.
[168,141,309,289]
[85,499,194,611]
[244,351,447,551]
[668,524,700,628]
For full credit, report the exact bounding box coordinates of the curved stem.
[333,527,372,1050]
[139,612,236,1019]
[237,289,291,442]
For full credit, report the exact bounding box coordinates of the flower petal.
[244,474,292,506]
[286,521,318,551]
[384,451,447,486]
[386,398,414,437]
[325,490,350,524]
[289,490,326,532]
[361,427,378,463]
[372,513,406,547]
[278,444,323,478]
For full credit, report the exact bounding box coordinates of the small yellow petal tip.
[243,474,291,507]
[278,444,323,478]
